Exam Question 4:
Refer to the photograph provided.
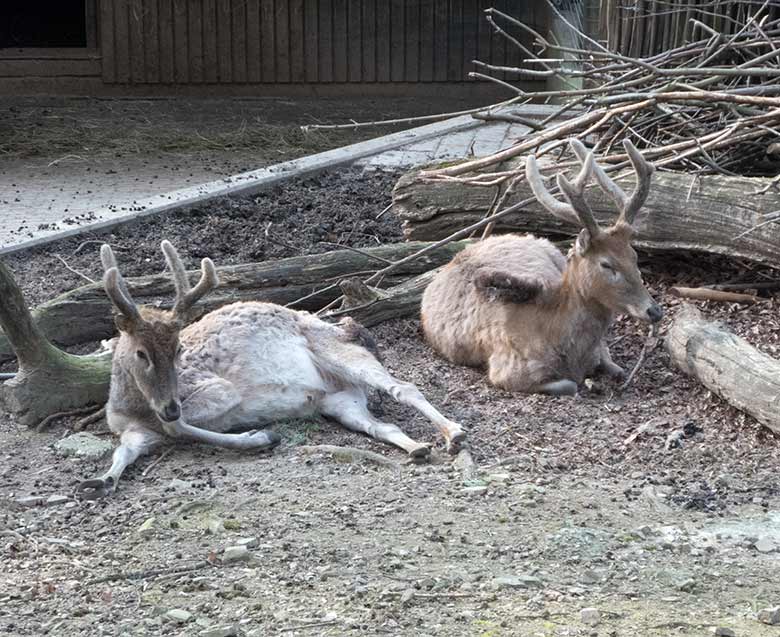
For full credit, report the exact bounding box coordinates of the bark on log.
[0,241,468,363]
[393,167,780,267]
[665,304,780,435]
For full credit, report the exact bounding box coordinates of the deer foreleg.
[180,376,243,429]
[165,419,281,451]
[75,428,164,499]
[598,342,626,379]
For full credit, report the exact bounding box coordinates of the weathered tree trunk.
[665,304,780,435]
[0,241,468,363]
[394,168,780,268]
[0,262,111,428]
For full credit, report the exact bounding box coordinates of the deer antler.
[525,147,601,238]
[100,244,140,322]
[160,240,219,318]
[569,138,655,226]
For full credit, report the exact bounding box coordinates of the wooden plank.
[231,0,247,82]
[276,0,291,82]
[390,0,404,81]
[85,0,99,49]
[142,0,159,82]
[0,58,101,78]
[405,0,420,81]
[128,0,146,82]
[447,0,464,81]
[303,0,319,82]
[362,0,376,82]
[290,0,305,82]
[188,0,204,83]
[433,0,448,81]
[375,0,390,81]
[332,0,348,82]
[246,0,262,82]
[348,0,362,81]
[113,0,131,83]
[217,0,232,82]
[462,0,480,82]
[158,0,174,83]
[476,0,491,81]
[203,0,219,82]
[490,0,505,81]
[173,0,189,82]
[99,0,116,82]
[261,0,276,81]
[317,0,333,82]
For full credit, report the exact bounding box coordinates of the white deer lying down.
[420,138,663,396]
[77,242,465,498]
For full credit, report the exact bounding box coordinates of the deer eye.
[600,261,615,271]
[136,350,149,362]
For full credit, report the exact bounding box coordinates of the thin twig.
[54,254,96,284]
[36,405,104,433]
[141,448,173,477]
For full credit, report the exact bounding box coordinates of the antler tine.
[525,154,581,227]
[555,153,601,239]
[100,244,139,319]
[103,267,141,322]
[620,139,655,225]
[160,240,219,318]
[569,138,654,226]
[174,258,219,317]
[161,240,192,298]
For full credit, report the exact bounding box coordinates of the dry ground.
[1,169,779,637]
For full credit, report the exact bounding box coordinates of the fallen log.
[0,241,468,363]
[393,167,780,268]
[669,287,760,305]
[665,304,780,436]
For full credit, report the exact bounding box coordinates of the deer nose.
[646,304,663,323]
[160,401,181,422]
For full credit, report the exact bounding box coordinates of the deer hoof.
[408,443,432,462]
[74,477,115,500]
[447,430,467,455]
[243,429,282,451]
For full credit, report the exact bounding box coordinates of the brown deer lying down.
[77,242,465,498]
[421,138,662,396]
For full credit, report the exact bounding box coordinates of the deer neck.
[553,261,614,342]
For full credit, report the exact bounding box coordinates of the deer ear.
[575,229,592,256]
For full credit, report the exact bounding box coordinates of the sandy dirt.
[1,169,779,637]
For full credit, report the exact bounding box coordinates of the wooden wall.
[99,0,544,84]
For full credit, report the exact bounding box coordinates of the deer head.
[101,241,219,422]
[525,138,662,323]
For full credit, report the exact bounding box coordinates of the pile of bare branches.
[425,1,780,189]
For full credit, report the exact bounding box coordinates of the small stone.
[137,517,156,536]
[165,609,193,624]
[222,519,241,531]
[168,478,192,490]
[461,486,488,496]
[580,608,601,626]
[235,537,258,548]
[713,628,735,637]
[45,495,70,506]
[755,537,777,553]
[487,473,510,483]
[223,545,250,563]
[54,432,113,461]
[676,578,697,592]
[758,606,780,625]
[491,575,543,590]
[15,496,45,507]
[200,624,240,637]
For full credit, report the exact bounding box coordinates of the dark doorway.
[1,1,87,48]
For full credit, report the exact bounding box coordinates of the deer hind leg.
[357,365,465,454]
[319,390,431,459]
[181,376,243,432]
[166,419,281,451]
[488,349,577,396]
[75,428,164,499]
